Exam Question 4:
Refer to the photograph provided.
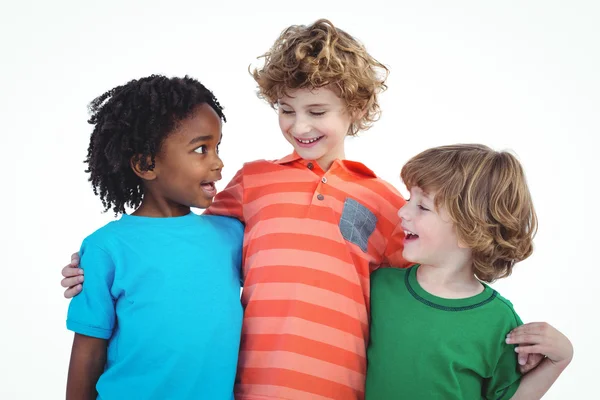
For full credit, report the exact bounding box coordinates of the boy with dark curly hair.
[65,75,244,400]
[366,144,573,399]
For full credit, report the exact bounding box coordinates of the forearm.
[66,334,107,400]
[510,358,570,400]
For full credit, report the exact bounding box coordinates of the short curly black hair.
[85,74,226,214]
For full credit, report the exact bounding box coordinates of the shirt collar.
[274,152,377,178]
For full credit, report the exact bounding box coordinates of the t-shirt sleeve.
[66,239,116,339]
[381,191,410,269]
[225,217,245,286]
[484,312,523,400]
[382,221,411,269]
[204,167,245,222]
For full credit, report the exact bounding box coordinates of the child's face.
[149,104,223,209]
[278,87,352,169]
[399,186,464,265]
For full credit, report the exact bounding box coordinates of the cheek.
[326,117,350,137]
[279,115,291,132]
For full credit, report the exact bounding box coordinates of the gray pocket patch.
[339,198,377,252]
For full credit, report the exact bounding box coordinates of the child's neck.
[132,196,191,218]
[416,257,483,299]
[313,144,346,171]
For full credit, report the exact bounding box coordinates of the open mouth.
[294,135,324,146]
[200,181,217,197]
[404,229,419,240]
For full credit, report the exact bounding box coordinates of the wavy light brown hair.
[251,19,388,136]
[401,144,538,283]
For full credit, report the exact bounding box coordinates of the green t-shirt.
[366,265,522,400]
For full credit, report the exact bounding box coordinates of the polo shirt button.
[321,177,327,183]
[317,194,324,201]
[307,163,314,170]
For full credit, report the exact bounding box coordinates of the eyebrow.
[188,135,214,145]
[279,102,330,108]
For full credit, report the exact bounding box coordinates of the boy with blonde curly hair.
[366,144,572,399]
[205,19,409,399]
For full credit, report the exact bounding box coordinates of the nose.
[211,153,224,172]
[290,115,311,136]
[398,202,410,220]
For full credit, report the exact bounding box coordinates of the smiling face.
[146,103,224,210]
[398,186,465,266]
[278,87,353,170]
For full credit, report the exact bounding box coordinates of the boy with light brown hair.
[366,144,573,399]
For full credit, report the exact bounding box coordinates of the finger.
[520,352,544,370]
[61,275,84,289]
[526,353,545,364]
[508,322,549,336]
[62,265,83,278]
[71,252,80,264]
[514,345,545,355]
[506,334,543,345]
[519,362,537,374]
[518,352,530,366]
[64,284,83,299]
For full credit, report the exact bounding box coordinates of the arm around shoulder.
[507,322,573,400]
[204,166,245,221]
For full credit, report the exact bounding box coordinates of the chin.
[402,251,421,264]
[192,199,213,209]
[295,147,325,160]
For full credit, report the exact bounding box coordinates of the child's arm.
[66,334,107,400]
[507,322,573,400]
[381,189,411,269]
[204,167,245,221]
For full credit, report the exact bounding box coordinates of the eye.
[418,204,430,212]
[280,109,295,115]
[194,145,207,154]
[310,111,326,116]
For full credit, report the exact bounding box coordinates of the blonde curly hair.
[251,19,388,136]
[400,144,538,283]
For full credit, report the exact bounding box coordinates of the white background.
[1,1,598,398]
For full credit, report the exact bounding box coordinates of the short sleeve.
[204,167,245,222]
[221,216,245,286]
[484,313,523,400]
[66,240,116,339]
[382,221,411,269]
[381,192,410,269]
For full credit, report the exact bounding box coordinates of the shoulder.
[81,219,126,251]
[487,288,522,327]
[371,177,405,203]
[201,215,244,238]
[239,158,281,173]
[341,162,405,205]
[372,266,410,285]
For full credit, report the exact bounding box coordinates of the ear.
[130,155,157,181]
[351,107,367,122]
[453,225,470,249]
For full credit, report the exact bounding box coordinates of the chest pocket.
[339,198,377,252]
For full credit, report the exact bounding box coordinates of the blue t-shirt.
[67,213,244,400]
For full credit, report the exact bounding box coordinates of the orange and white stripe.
[206,152,409,400]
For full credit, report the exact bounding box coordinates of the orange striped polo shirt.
[206,152,409,400]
